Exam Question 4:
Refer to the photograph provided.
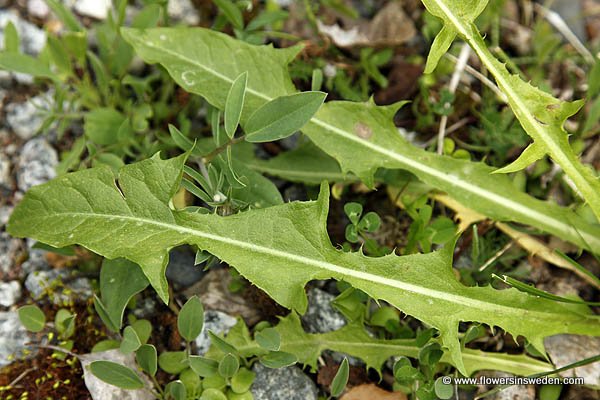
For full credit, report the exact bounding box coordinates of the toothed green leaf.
[7,156,600,374]
[121,27,600,252]
[421,0,600,220]
[227,313,554,377]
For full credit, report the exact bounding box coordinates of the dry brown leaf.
[317,2,415,48]
[341,384,407,400]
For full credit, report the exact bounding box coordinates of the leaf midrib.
[431,0,598,213]
[35,210,592,322]
[145,38,599,250]
[237,338,552,374]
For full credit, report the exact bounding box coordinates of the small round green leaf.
[177,296,204,342]
[167,380,187,400]
[200,388,228,400]
[255,327,280,351]
[330,357,349,397]
[55,309,76,339]
[343,202,362,224]
[18,305,46,333]
[344,224,359,243]
[136,344,157,376]
[245,91,327,143]
[218,353,239,378]
[89,360,144,390]
[189,355,219,377]
[91,339,121,353]
[259,351,297,369]
[419,342,443,366]
[158,351,188,374]
[434,376,453,399]
[120,326,142,354]
[131,319,152,344]
[230,368,255,394]
[357,211,381,232]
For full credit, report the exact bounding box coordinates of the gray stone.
[28,0,51,19]
[194,310,237,355]
[17,137,58,192]
[0,311,30,368]
[80,350,154,400]
[0,10,47,55]
[251,363,318,400]
[74,0,112,20]
[0,153,11,195]
[20,243,51,276]
[0,231,21,277]
[168,0,199,25]
[132,297,157,319]
[0,205,13,228]
[25,269,92,304]
[545,334,600,387]
[6,92,53,140]
[0,281,22,307]
[301,287,346,333]
[166,248,205,288]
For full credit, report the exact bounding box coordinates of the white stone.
[80,350,154,400]
[167,0,199,25]
[27,0,51,19]
[0,10,47,55]
[0,281,21,307]
[0,311,29,367]
[194,310,238,355]
[17,138,58,192]
[74,0,112,19]
[6,91,53,140]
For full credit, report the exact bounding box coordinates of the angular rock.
[545,334,600,387]
[25,269,92,304]
[80,349,154,400]
[167,0,199,25]
[301,287,346,334]
[20,242,50,276]
[194,310,237,355]
[0,311,30,368]
[0,281,21,307]
[17,137,58,192]
[74,0,112,20]
[251,363,318,400]
[27,0,51,19]
[0,153,11,195]
[0,205,13,228]
[183,268,262,325]
[6,92,53,140]
[478,372,534,400]
[0,232,22,277]
[166,248,204,288]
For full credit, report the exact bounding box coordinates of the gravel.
[6,92,53,140]
[251,363,318,400]
[0,311,30,368]
[0,281,21,307]
[194,310,238,355]
[17,137,58,192]
[24,269,92,304]
[301,287,346,334]
[545,334,600,387]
